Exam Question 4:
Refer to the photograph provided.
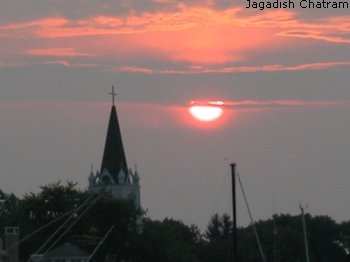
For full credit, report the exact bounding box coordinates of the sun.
[189,101,224,122]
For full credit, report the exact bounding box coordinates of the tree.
[2,183,350,262]
[202,214,233,262]
[78,194,142,262]
[0,191,19,226]
[237,214,347,262]
[205,214,222,241]
[134,218,201,262]
[11,181,90,259]
[0,181,141,261]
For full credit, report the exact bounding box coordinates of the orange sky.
[2,0,350,230]
[1,4,350,71]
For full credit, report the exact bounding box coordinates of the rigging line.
[10,192,97,253]
[12,207,74,250]
[88,224,116,261]
[31,192,98,257]
[40,190,106,258]
[211,166,230,216]
[27,190,103,262]
[0,196,10,216]
[237,172,267,262]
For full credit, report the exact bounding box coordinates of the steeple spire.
[100,87,128,182]
[109,85,117,106]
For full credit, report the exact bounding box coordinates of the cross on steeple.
[109,86,117,106]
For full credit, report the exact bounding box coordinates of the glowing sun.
[189,102,224,122]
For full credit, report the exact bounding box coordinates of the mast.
[300,204,310,262]
[273,217,280,262]
[230,163,238,262]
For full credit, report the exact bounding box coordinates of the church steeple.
[100,87,128,181]
[89,87,140,208]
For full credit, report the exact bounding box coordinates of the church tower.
[88,87,140,208]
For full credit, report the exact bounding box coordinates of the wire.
[237,172,267,262]
[7,192,96,253]
[211,169,230,216]
[26,191,103,262]
[88,224,115,261]
[29,192,98,260]
[40,191,105,258]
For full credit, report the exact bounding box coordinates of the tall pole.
[273,218,280,262]
[230,163,238,262]
[300,204,310,262]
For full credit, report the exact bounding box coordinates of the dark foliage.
[132,218,201,262]
[0,182,141,261]
[1,184,350,262]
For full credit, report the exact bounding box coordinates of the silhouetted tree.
[0,182,141,261]
[134,218,201,262]
[201,214,233,262]
[1,184,350,262]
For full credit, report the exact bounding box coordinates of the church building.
[88,88,141,208]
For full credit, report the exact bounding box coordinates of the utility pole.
[230,163,238,262]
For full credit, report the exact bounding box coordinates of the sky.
[1,0,350,231]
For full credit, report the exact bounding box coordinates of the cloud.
[182,99,350,114]
[221,99,350,110]
[0,17,68,31]
[1,5,350,65]
[118,66,154,74]
[0,6,280,64]
[213,61,350,73]
[26,48,95,57]
[0,61,28,68]
[42,60,98,68]
[4,98,346,117]
[279,30,350,44]
[114,61,350,74]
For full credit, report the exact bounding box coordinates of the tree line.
[0,182,349,261]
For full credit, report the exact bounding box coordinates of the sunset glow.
[189,105,223,122]
[2,0,350,246]
[0,5,349,72]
